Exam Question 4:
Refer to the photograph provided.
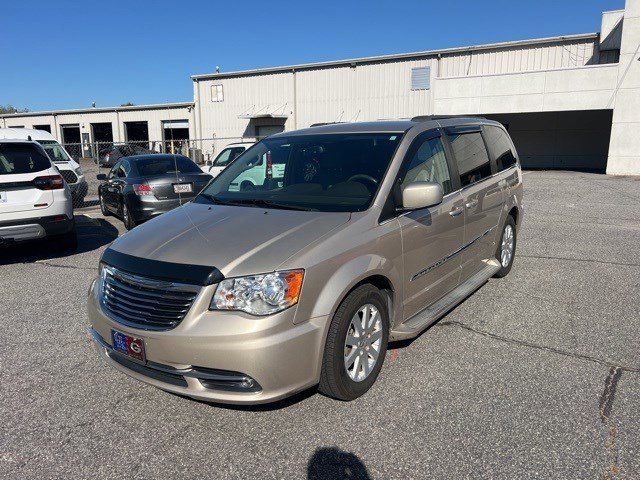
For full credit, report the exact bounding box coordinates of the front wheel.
[494,215,517,278]
[319,284,389,401]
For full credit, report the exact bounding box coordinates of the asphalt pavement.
[1,171,638,479]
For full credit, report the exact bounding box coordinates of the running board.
[391,259,501,341]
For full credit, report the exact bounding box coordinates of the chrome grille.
[60,170,78,184]
[100,264,200,330]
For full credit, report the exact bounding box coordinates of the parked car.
[98,144,156,168]
[202,142,254,177]
[0,128,88,206]
[0,139,76,249]
[97,154,212,229]
[88,117,522,404]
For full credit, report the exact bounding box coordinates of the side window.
[484,126,517,171]
[447,131,491,187]
[121,160,131,177]
[401,136,452,195]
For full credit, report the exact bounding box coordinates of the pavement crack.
[439,320,640,373]
[599,367,623,480]
[599,367,622,423]
[31,260,95,271]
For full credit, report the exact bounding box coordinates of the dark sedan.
[98,144,156,167]
[98,154,212,229]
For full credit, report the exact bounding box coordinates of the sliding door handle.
[449,206,464,217]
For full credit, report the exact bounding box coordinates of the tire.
[99,193,110,217]
[122,202,136,230]
[493,214,517,278]
[240,181,255,192]
[319,284,389,401]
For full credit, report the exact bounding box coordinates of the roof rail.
[410,115,486,122]
[309,122,347,127]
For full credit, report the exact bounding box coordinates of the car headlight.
[75,166,83,176]
[210,269,304,315]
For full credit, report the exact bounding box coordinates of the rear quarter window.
[0,143,51,175]
[447,131,492,187]
[484,126,517,171]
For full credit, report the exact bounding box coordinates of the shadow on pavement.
[0,214,119,265]
[307,447,371,480]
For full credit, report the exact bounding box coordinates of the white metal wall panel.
[439,38,599,77]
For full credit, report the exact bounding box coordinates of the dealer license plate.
[111,330,146,362]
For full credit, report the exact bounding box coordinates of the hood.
[109,202,350,277]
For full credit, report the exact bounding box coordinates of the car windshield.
[133,155,201,176]
[38,140,71,162]
[0,143,51,175]
[196,133,403,212]
[213,146,246,167]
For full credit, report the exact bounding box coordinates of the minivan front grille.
[60,170,78,184]
[100,264,200,331]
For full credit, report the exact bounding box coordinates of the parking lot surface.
[1,171,638,479]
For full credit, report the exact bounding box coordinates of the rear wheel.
[122,202,136,230]
[494,215,517,278]
[319,284,389,401]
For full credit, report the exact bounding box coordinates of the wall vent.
[411,67,431,90]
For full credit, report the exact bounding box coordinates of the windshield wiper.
[221,197,316,211]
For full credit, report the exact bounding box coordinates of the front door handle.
[466,199,478,209]
[449,206,464,217]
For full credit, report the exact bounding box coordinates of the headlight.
[75,166,83,176]
[210,269,304,316]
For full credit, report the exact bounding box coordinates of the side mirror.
[97,173,107,181]
[401,181,443,210]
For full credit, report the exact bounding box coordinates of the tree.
[0,105,29,114]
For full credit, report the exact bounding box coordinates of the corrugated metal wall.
[438,38,601,77]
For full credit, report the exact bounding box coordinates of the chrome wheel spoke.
[344,303,382,382]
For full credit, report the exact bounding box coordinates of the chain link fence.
[61,137,257,209]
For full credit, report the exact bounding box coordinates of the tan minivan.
[88,117,523,404]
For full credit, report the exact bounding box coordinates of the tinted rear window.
[0,143,51,175]
[484,126,517,171]
[133,156,201,176]
[447,132,492,187]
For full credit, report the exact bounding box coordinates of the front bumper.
[87,279,327,404]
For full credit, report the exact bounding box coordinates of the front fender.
[302,253,402,327]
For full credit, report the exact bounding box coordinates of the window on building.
[212,84,224,102]
[411,67,431,90]
[484,126,517,171]
[401,136,452,195]
[33,124,51,133]
[447,131,492,187]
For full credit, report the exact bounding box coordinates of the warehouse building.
[3,0,639,174]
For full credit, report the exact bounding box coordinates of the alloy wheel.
[501,224,514,267]
[344,304,383,382]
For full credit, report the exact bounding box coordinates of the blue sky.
[2,0,624,111]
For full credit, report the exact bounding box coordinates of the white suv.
[0,140,76,248]
[0,128,88,205]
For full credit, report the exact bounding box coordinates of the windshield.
[196,133,402,212]
[37,140,71,162]
[0,143,51,175]
[133,155,202,176]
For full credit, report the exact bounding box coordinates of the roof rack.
[410,115,486,122]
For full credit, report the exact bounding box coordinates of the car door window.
[400,136,452,195]
[116,165,126,178]
[447,131,492,187]
[214,147,245,167]
[483,126,517,171]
